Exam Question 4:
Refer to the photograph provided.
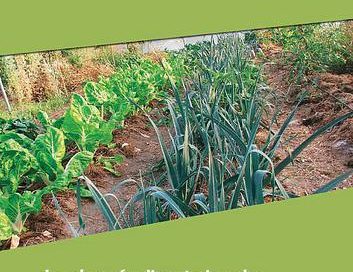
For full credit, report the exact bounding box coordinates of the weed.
[259,22,353,81]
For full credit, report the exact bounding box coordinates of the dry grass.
[0,46,117,106]
[1,52,70,103]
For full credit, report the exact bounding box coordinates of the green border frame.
[1,189,353,271]
[1,0,353,271]
[1,0,353,56]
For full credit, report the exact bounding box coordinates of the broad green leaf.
[0,139,36,193]
[0,132,34,149]
[0,212,13,241]
[65,151,94,179]
[49,151,94,190]
[0,192,42,224]
[84,82,117,106]
[37,111,52,128]
[62,94,114,152]
[34,126,66,181]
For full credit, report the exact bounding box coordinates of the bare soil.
[261,45,353,196]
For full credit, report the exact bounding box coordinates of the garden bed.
[1,22,353,249]
[262,48,353,195]
[14,113,170,247]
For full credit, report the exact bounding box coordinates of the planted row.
[84,36,353,230]
[0,53,184,242]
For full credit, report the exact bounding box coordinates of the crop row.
[0,53,185,242]
[1,34,352,243]
[83,36,353,230]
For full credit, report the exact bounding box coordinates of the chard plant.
[0,52,184,243]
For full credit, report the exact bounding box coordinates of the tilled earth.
[261,46,353,196]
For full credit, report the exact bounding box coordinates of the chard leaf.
[0,139,36,194]
[0,191,42,224]
[0,212,12,241]
[34,126,66,181]
[37,111,52,128]
[65,151,94,179]
[62,94,114,152]
[48,151,94,190]
[84,82,117,106]
[0,132,34,149]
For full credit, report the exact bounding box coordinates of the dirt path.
[262,52,353,196]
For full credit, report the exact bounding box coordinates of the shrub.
[259,23,353,81]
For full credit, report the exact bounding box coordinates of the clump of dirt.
[85,163,109,181]
[19,194,72,248]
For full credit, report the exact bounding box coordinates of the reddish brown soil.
[261,46,353,196]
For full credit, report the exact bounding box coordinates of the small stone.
[333,140,348,149]
[121,143,129,148]
[42,231,52,238]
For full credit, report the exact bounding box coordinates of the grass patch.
[0,95,70,119]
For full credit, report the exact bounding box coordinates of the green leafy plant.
[83,53,186,126]
[0,213,12,241]
[0,121,96,241]
[0,52,181,242]
[97,155,124,177]
[62,94,115,153]
[0,118,43,139]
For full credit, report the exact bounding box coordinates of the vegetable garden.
[0,21,353,249]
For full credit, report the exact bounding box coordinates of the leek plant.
[82,35,353,230]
